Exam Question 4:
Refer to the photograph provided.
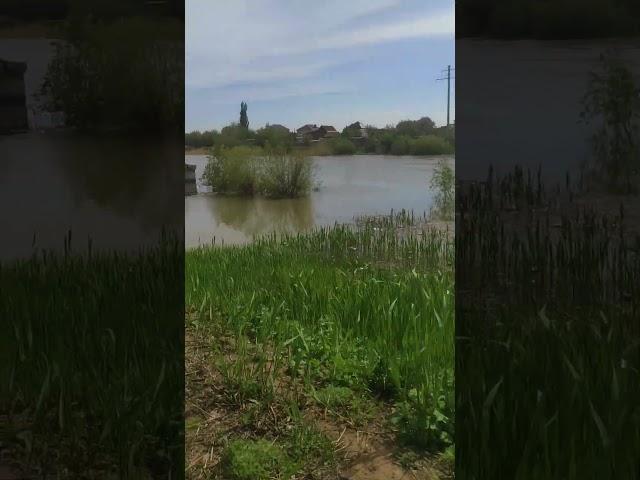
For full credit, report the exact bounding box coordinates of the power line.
[436,64,454,127]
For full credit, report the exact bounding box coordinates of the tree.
[396,117,436,137]
[255,124,294,150]
[342,121,362,137]
[581,53,640,193]
[240,101,249,129]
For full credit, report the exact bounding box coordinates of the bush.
[202,146,260,195]
[258,151,314,198]
[185,129,217,148]
[390,135,412,155]
[254,125,295,150]
[214,123,254,149]
[410,135,454,155]
[396,117,436,137]
[430,158,454,220]
[202,146,314,198]
[330,137,357,155]
[363,137,380,153]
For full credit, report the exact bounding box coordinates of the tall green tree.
[581,53,640,193]
[240,101,249,129]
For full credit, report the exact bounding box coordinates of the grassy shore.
[186,213,454,479]
[0,235,184,478]
[457,167,640,479]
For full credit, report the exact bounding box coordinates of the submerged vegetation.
[202,146,314,199]
[186,213,454,478]
[0,236,184,478]
[457,165,640,479]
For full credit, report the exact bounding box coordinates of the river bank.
[457,165,640,479]
[185,214,454,479]
[1,239,184,478]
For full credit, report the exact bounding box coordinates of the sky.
[186,0,454,133]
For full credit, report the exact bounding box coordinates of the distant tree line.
[457,0,640,39]
[186,123,295,150]
[186,116,454,156]
[358,118,454,155]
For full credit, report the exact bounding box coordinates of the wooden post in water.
[185,164,197,196]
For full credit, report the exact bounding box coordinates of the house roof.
[268,124,290,131]
[297,123,317,132]
[320,125,337,132]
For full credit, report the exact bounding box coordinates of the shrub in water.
[203,146,314,198]
[202,146,259,195]
[258,151,314,198]
[430,158,454,220]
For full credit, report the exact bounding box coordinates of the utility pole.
[436,65,455,127]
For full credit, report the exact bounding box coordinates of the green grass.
[186,215,454,453]
[221,439,296,480]
[457,166,640,479]
[0,234,184,478]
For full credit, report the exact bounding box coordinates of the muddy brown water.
[1,131,183,261]
[456,39,640,182]
[185,154,454,248]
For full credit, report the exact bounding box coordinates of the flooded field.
[457,39,640,182]
[0,131,183,260]
[185,154,454,247]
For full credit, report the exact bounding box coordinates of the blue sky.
[186,0,454,132]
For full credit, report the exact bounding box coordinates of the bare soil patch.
[185,320,452,480]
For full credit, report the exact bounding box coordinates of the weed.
[221,439,296,480]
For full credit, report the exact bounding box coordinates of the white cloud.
[188,58,347,89]
[186,1,453,93]
[269,11,454,56]
[190,80,353,104]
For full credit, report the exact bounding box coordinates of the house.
[296,124,317,142]
[344,121,368,139]
[318,125,339,138]
[267,124,290,133]
[296,123,340,142]
[296,124,317,135]
[0,59,28,134]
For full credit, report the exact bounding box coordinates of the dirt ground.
[185,324,452,480]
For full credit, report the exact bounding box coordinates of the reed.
[186,213,455,452]
[0,234,184,478]
[457,165,640,479]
